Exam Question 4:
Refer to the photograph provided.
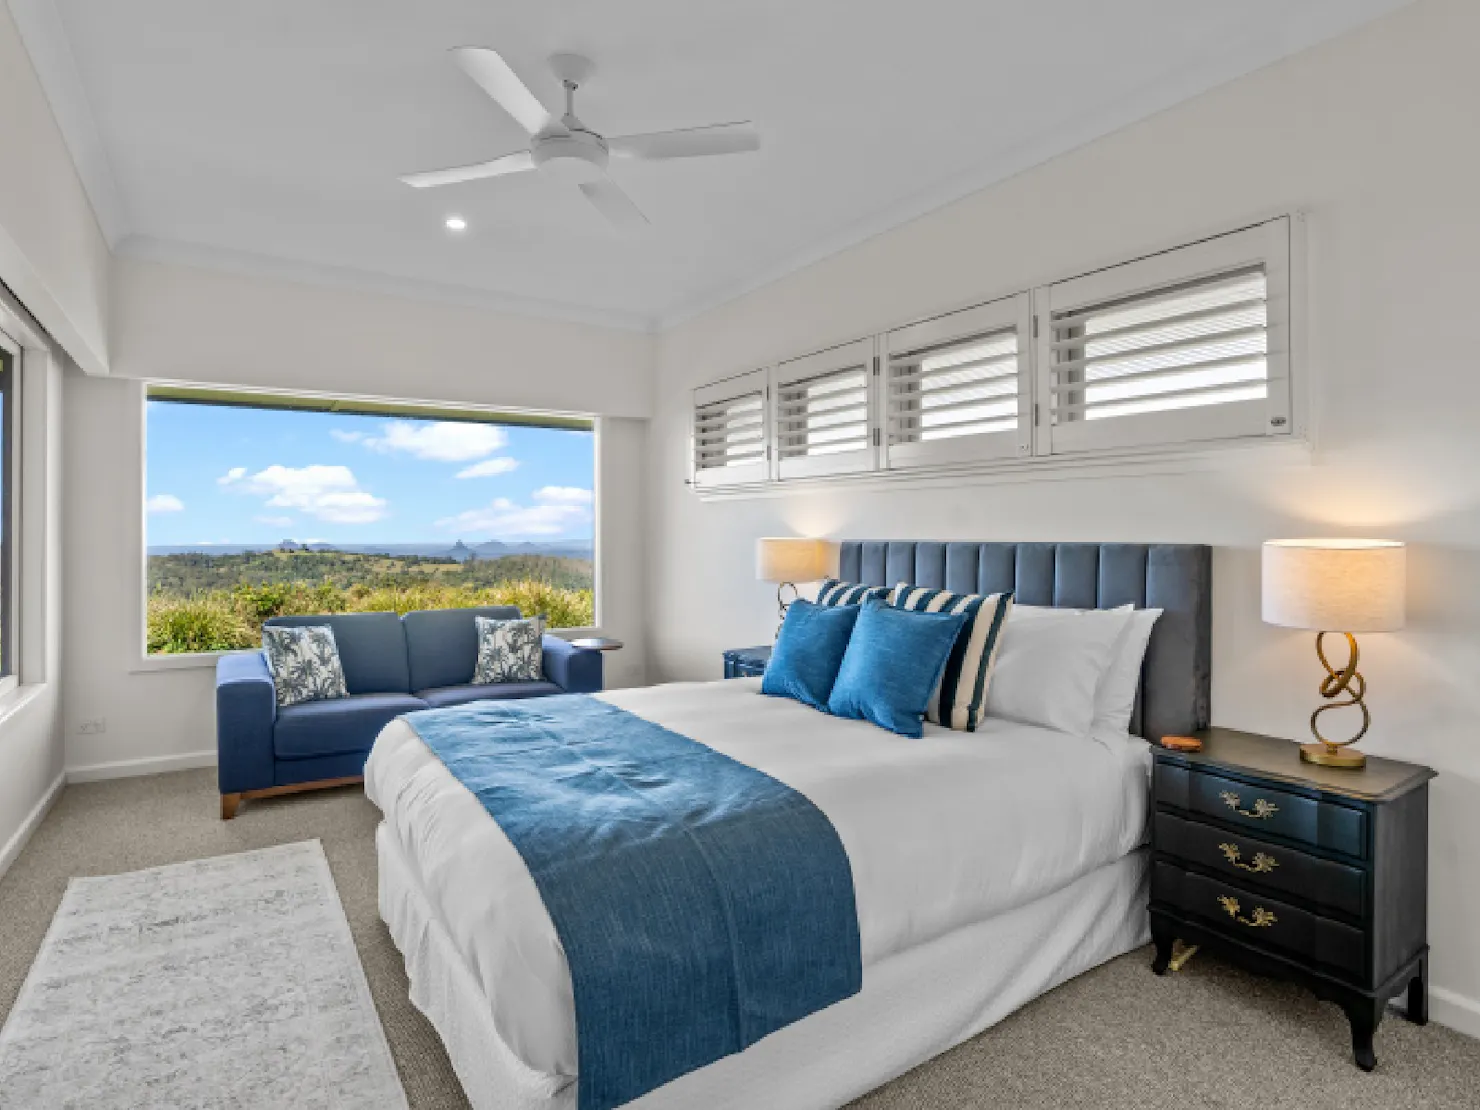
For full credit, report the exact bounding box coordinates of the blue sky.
[145,402,594,547]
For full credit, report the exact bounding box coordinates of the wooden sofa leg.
[221,793,243,821]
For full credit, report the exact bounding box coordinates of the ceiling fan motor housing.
[531,127,609,183]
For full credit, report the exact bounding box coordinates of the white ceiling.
[18,0,1410,330]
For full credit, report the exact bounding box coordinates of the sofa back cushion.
[402,606,522,692]
[264,612,411,694]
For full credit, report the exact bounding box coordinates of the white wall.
[62,255,652,776]
[0,0,98,874]
[650,0,1480,1031]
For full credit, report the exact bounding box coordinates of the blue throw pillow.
[761,599,861,711]
[827,597,968,738]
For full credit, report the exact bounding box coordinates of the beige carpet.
[2,769,1476,1109]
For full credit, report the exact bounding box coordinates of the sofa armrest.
[543,635,603,694]
[217,650,278,795]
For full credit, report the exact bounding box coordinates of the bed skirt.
[377,822,1150,1110]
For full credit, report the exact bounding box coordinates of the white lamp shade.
[1262,539,1406,632]
[756,537,832,584]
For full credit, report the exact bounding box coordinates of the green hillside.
[146,550,595,654]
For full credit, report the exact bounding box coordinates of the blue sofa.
[215,607,602,818]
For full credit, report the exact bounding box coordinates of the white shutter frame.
[691,368,769,488]
[1035,219,1291,457]
[883,294,1032,470]
[773,338,876,479]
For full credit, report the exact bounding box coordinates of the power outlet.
[77,718,106,735]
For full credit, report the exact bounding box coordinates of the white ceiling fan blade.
[608,121,759,160]
[400,150,535,188]
[579,177,649,231]
[452,47,552,136]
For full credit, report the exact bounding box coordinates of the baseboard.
[1428,986,1480,1041]
[0,771,65,879]
[65,748,217,784]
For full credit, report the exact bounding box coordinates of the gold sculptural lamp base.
[1300,631,1369,770]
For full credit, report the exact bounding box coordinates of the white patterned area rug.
[0,840,408,1109]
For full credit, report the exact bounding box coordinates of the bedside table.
[722,645,771,679]
[1150,726,1435,1071]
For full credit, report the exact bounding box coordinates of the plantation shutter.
[691,368,769,487]
[774,338,875,479]
[1035,219,1290,455]
[884,294,1031,468]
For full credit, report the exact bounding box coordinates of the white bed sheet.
[364,677,1151,1087]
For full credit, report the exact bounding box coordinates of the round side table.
[569,637,624,652]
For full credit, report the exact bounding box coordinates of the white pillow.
[983,607,1131,736]
[1092,608,1162,736]
[1011,603,1163,736]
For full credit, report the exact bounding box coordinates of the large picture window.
[144,388,596,655]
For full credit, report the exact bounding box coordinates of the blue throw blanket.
[402,695,862,1110]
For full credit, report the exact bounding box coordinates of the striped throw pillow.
[816,578,892,607]
[890,584,1014,731]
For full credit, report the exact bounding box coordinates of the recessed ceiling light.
[444,215,467,231]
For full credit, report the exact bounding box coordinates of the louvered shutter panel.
[884,295,1031,468]
[774,338,875,478]
[1036,219,1290,455]
[692,368,769,487]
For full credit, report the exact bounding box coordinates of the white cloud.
[436,491,592,538]
[455,457,520,479]
[221,464,388,525]
[145,493,184,514]
[357,421,507,462]
[330,429,365,444]
[218,467,247,485]
[533,486,594,505]
[255,515,295,528]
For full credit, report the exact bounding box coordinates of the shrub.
[146,579,595,654]
[146,593,257,654]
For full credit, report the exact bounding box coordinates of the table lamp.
[1261,539,1406,769]
[756,538,832,627]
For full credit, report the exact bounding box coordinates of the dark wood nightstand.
[722,645,771,679]
[1150,726,1434,1071]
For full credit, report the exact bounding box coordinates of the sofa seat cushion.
[415,682,563,709]
[273,692,427,760]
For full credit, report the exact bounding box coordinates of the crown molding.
[116,235,658,334]
[7,0,127,245]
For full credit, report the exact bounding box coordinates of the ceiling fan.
[401,48,761,229]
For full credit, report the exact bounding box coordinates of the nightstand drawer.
[1156,764,1368,858]
[1152,862,1366,982]
[1154,812,1366,918]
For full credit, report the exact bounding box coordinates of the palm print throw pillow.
[473,615,546,684]
[262,624,350,708]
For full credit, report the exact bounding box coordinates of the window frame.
[687,214,1303,496]
[1032,219,1290,458]
[691,369,770,489]
[882,294,1033,471]
[773,338,877,480]
[137,381,601,667]
[0,330,19,698]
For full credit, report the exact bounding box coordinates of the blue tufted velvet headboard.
[837,541,1211,741]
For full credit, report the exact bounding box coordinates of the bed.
[365,540,1211,1110]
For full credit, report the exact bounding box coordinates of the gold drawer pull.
[1217,895,1276,928]
[1219,843,1278,874]
[1220,790,1278,819]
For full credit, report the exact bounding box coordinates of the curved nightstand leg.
[1150,917,1175,976]
[1406,956,1429,1026]
[1344,997,1382,1072]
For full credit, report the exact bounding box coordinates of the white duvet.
[364,678,1150,1085]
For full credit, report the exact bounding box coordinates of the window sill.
[129,627,605,674]
[0,682,50,727]
[693,436,1312,501]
